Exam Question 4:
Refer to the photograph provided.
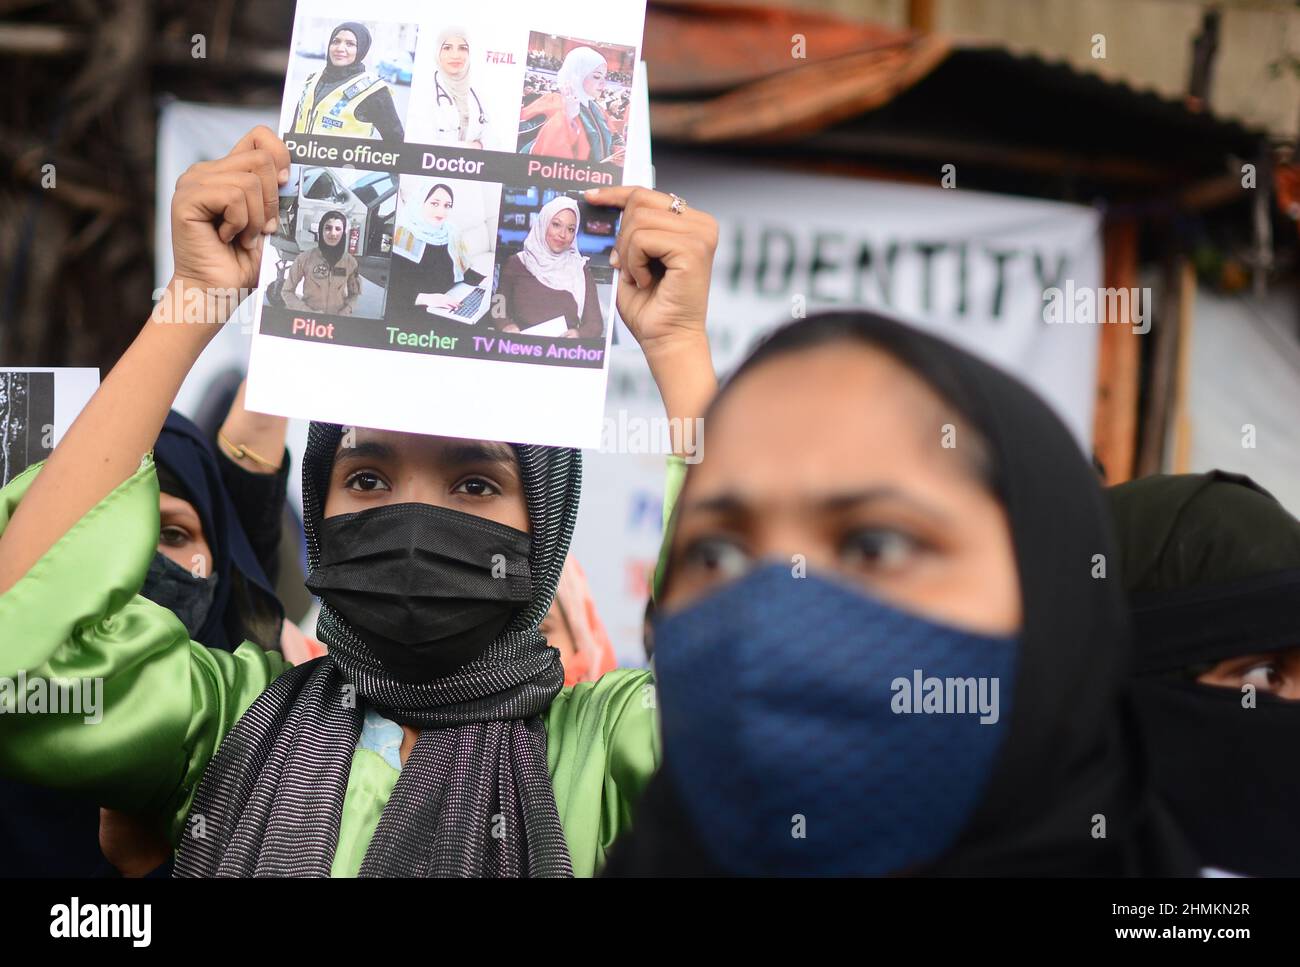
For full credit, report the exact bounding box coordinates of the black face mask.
[141,551,219,641]
[1134,678,1300,876]
[305,503,534,683]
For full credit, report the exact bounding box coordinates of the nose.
[398,476,448,511]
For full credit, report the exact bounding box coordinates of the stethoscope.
[434,72,487,128]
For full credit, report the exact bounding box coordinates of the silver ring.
[668,193,687,215]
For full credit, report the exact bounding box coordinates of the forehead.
[693,344,979,503]
[159,491,202,520]
[333,427,517,468]
[334,30,357,42]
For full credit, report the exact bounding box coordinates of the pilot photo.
[266,164,396,319]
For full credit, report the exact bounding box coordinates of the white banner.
[575,152,1103,665]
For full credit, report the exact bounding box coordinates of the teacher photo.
[387,181,496,327]
[290,21,406,141]
[495,195,602,338]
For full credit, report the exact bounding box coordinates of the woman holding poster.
[0,128,721,878]
[519,47,623,165]
[429,27,490,149]
[291,21,405,142]
[496,195,602,338]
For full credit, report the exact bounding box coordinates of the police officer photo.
[429,26,489,149]
[290,21,406,142]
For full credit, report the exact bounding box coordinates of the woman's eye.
[1240,663,1283,692]
[840,528,923,572]
[159,526,190,547]
[344,471,390,493]
[453,476,501,498]
[682,536,751,581]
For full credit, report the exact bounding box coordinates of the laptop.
[425,281,491,324]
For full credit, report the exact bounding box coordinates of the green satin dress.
[0,453,683,876]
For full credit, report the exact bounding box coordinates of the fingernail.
[609,248,620,267]
[278,168,290,185]
[584,188,600,198]
[264,217,278,234]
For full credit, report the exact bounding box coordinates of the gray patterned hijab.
[175,422,581,877]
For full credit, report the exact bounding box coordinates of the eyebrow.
[333,440,398,467]
[684,486,952,523]
[442,441,518,472]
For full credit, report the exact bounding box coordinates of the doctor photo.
[429,27,489,149]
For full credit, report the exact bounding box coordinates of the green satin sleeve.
[0,455,290,846]
[652,454,687,602]
[546,667,659,876]
[329,749,399,877]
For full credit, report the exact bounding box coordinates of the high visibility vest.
[293,71,386,137]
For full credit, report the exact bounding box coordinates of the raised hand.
[585,186,717,357]
[170,125,292,304]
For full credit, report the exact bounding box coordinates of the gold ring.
[668,193,687,215]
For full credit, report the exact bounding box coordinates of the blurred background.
[1,0,1297,664]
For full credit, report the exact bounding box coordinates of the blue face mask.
[653,563,1017,875]
[141,551,219,641]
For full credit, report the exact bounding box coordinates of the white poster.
[244,0,648,448]
[0,368,99,486]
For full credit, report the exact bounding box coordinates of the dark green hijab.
[1109,470,1300,876]
[1110,470,1300,674]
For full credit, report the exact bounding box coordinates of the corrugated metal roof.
[642,0,1266,192]
[643,0,930,95]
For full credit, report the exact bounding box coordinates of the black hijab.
[604,310,1195,877]
[153,410,283,651]
[175,423,580,877]
[316,210,348,268]
[316,21,371,100]
[1109,470,1300,876]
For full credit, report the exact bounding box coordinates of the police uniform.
[293,71,389,138]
